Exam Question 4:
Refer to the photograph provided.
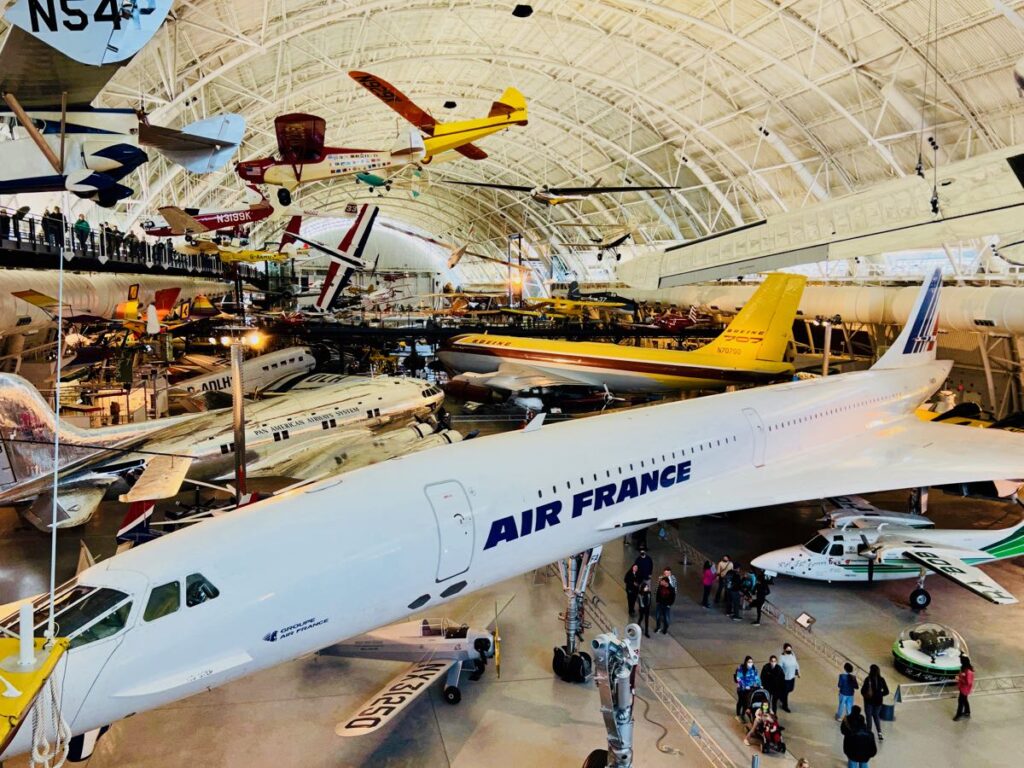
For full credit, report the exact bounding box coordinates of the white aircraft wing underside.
[335,658,456,738]
[900,547,1018,605]
[240,428,376,480]
[120,455,194,503]
[464,363,582,392]
[602,416,1024,529]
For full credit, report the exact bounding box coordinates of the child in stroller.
[743,691,787,754]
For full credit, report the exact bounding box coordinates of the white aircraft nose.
[752,546,806,576]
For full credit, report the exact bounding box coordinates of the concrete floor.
[1,463,1021,766]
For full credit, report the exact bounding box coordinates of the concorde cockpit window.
[805,535,830,554]
[0,580,134,649]
[186,573,220,607]
[144,581,181,622]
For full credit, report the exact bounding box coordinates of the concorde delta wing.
[601,416,1024,530]
[901,547,1018,605]
[335,659,456,738]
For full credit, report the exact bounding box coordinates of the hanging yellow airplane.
[502,296,630,322]
[438,273,806,401]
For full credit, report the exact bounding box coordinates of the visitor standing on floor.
[725,567,742,620]
[860,664,890,740]
[634,547,654,583]
[653,576,676,634]
[700,560,714,608]
[714,554,733,604]
[734,656,761,718]
[836,662,859,721]
[637,580,652,638]
[841,704,877,767]
[624,564,641,616]
[761,655,786,713]
[777,643,800,712]
[750,575,770,625]
[954,656,974,721]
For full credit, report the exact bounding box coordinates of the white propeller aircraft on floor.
[3,268,1024,762]
[752,497,1024,608]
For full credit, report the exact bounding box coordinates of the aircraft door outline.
[425,481,475,582]
[742,407,766,467]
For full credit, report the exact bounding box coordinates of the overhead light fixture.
[512,4,533,18]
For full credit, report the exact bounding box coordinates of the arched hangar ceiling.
[24,1,1024,256]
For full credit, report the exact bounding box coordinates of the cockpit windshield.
[805,534,830,554]
[0,578,131,648]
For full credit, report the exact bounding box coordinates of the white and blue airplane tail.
[872,267,942,369]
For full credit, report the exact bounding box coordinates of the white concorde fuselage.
[0,360,953,757]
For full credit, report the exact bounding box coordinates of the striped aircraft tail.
[872,267,942,369]
[315,204,379,312]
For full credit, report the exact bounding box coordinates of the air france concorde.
[4,268,1024,759]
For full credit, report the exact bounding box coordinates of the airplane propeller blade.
[858,534,877,584]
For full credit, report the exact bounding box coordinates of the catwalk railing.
[895,674,1024,703]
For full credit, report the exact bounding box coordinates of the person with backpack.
[836,662,859,721]
[842,704,877,767]
[954,656,974,721]
[714,555,733,604]
[654,576,676,634]
[725,567,743,620]
[860,664,890,740]
[751,575,770,625]
[734,656,761,718]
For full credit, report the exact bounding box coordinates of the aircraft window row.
[534,436,739,499]
[219,442,236,455]
[273,430,291,442]
[143,574,221,624]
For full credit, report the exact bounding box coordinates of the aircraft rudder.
[872,267,942,370]
[700,273,805,363]
[489,87,528,124]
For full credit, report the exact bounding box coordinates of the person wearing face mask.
[777,643,800,712]
[624,564,641,616]
[734,655,761,719]
[761,655,786,714]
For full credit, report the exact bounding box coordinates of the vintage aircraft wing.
[119,455,194,503]
[459,363,581,393]
[241,429,376,480]
[899,546,1018,605]
[335,659,456,738]
[274,114,327,163]
[454,143,488,160]
[602,416,1024,529]
[349,71,438,134]
[157,206,207,235]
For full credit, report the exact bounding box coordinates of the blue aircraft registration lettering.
[484,461,692,550]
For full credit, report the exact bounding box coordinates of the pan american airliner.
[3,269,1024,760]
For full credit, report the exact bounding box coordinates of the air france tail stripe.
[903,270,941,354]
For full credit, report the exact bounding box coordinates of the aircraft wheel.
[582,749,609,768]
[277,188,292,206]
[910,588,931,611]
[443,685,461,705]
[552,646,569,679]
[568,651,592,683]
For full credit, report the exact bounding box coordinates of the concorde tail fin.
[872,268,942,370]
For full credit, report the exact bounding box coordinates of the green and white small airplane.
[753,497,1024,609]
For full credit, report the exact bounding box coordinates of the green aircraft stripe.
[984,527,1024,559]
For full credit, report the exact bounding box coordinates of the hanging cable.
[927,0,941,214]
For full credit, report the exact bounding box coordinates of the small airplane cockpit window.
[186,574,220,607]
[828,544,844,557]
[144,581,181,622]
[805,535,830,554]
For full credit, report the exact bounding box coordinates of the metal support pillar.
[822,322,833,377]
[976,333,998,417]
[582,623,642,768]
[230,342,246,504]
[553,546,602,683]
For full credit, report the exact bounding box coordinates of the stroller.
[743,688,787,755]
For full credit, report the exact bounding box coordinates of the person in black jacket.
[637,580,652,638]
[633,547,654,583]
[760,655,786,713]
[751,576,770,626]
[842,705,877,767]
[624,564,641,616]
[860,664,890,741]
[654,576,676,634]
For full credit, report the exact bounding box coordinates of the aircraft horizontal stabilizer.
[21,480,113,531]
[158,206,206,235]
[335,659,456,738]
[142,115,247,174]
[902,548,1018,605]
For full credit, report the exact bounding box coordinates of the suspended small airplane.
[141,187,273,237]
[502,296,629,321]
[447,243,531,272]
[752,498,1024,609]
[440,179,677,206]
[0,0,244,206]
[237,71,526,206]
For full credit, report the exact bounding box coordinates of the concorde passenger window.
[144,581,181,622]
[186,573,220,607]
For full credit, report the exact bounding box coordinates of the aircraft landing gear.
[277,188,292,206]
[583,623,642,768]
[910,571,931,610]
[443,659,463,704]
[553,546,602,683]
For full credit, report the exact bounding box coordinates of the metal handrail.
[896,674,1024,703]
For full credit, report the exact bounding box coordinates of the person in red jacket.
[954,656,974,721]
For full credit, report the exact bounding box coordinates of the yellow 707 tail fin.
[699,274,806,363]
